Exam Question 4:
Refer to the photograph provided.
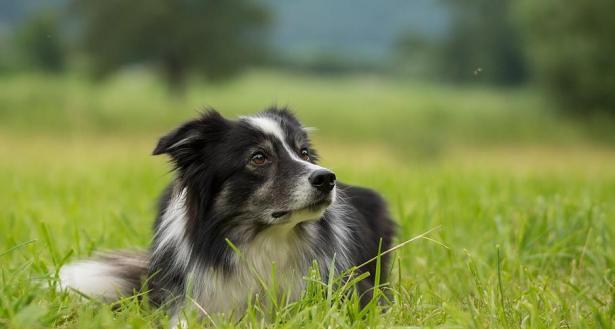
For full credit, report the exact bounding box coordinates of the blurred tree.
[72,0,270,91]
[515,0,615,115]
[14,11,66,72]
[440,0,527,85]
[393,33,440,79]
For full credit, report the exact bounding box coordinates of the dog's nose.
[309,169,336,192]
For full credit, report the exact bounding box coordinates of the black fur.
[60,108,396,319]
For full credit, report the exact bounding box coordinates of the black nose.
[309,169,336,192]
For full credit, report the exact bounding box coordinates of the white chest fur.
[187,223,313,315]
[156,189,351,317]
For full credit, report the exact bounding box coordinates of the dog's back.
[338,183,396,287]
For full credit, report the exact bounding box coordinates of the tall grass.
[0,71,614,328]
[1,70,612,156]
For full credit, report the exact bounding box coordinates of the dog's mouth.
[271,198,332,219]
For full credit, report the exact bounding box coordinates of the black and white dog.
[60,108,395,323]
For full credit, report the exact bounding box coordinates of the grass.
[2,69,613,154]
[0,70,614,328]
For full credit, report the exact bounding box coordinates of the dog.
[59,108,395,324]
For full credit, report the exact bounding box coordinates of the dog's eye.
[250,152,268,166]
[300,148,310,161]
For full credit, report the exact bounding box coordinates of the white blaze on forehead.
[243,115,318,166]
[244,116,287,142]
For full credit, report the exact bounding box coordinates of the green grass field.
[1,71,614,328]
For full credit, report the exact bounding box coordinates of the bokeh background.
[1,0,614,149]
[1,1,615,328]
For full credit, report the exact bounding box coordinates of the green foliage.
[71,0,270,90]
[392,33,441,79]
[13,11,66,73]
[515,0,615,115]
[2,70,612,155]
[0,72,614,327]
[1,134,614,327]
[440,0,528,85]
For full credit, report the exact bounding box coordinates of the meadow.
[1,70,614,328]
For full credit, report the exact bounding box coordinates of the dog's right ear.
[152,110,227,158]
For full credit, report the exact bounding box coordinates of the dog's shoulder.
[338,182,389,218]
[337,181,396,243]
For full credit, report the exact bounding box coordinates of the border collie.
[59,108,395,323]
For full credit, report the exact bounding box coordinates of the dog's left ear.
[152,122,201,156]
[152,110,228,159]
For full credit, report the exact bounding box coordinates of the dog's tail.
[59,250,150,301]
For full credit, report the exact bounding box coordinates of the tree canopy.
[441,0,528,85]
[516,0,615,115]
[72,0,270,91]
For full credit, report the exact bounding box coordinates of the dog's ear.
[152,110,227,158]
[152,123,198,156]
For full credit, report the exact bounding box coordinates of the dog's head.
[153,108,336,226]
